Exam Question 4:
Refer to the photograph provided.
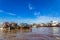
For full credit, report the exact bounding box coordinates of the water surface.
[0,27,60,40]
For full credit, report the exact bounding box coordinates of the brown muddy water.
[0,27,60,40]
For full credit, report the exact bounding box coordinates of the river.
[0,27,60,40]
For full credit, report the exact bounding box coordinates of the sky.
[0,0,60,24]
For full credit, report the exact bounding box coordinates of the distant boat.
[32,25,36,28]
[0,28,3,30]
[0,27,5,31]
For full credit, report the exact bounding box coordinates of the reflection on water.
[53,27,60,35]
[32,27,60,35]
[0,27,60,40]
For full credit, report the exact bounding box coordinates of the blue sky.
[0,0,60,24]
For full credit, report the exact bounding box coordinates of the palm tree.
[20,23,31,29]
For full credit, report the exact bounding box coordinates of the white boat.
[32,25,37,28]
[0,28,4,31]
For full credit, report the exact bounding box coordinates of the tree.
[2,22,9,28]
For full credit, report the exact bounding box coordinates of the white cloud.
[0,16,60,24]
[0,10,16,16]
[34,12,40,17]
[8,13,16,16]
[34,16,60,23]
[16,16,60,24]
[0,10,4,13]
[28,4,34,10]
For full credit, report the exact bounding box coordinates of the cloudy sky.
[0,0,60,24]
